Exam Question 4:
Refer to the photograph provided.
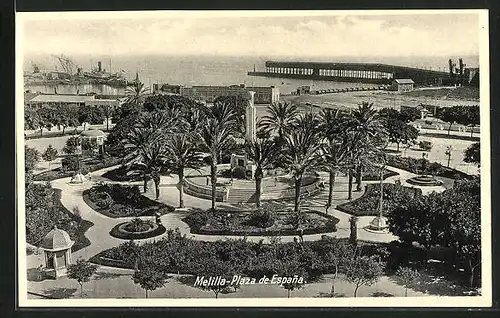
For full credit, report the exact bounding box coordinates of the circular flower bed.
[406,175,443,186]
[110,218,166,240]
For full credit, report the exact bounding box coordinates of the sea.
[23,54,480,96]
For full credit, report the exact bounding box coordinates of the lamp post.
[445,146,453,168]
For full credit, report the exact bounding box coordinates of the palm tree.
[122,126,164,194]
[244,134,280,208]
[163,133,204,208]
[282,113,322,214]
[123,110,182,195]
[345,102,385,199]
[260,101,299,140]
[125,82,150,107]
[196,102,238,211]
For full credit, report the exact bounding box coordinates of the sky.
[19,11,483,58]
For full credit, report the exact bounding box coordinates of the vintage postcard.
[16,10,491,307]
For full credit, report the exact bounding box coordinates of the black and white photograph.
[16,10,491,307]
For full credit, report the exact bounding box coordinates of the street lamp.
[445,146,453,168]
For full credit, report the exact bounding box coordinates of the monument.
[230,91,257,179]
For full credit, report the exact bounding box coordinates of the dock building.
[178,85,279,105]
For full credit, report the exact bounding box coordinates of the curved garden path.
[39,163,446,262]
[25,164,451,299]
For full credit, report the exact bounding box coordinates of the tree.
[346,102,386,199]
[464,142,480,166]
[67,258,99,298]
[244,134,280,207]
[195,256,235,299]
[132,265,169,298]
[399,107,421,123]
[318,109,350,211]
[125,82,150,107]
[395,266,420,297]
[388,179,481,287]
[260,101,299,141]
[101,104,114,131]
[78,105,104,130]
[63,136,80,155]
[344,256,384,297]
[435,106,460,135]
[42,145,58,170]
[123,110,182,195]
[196,102,237,211]
[282,113,322,214]
[25,146,40,182]
[163,133,203,208]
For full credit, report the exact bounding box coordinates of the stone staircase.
[226,187,256,204]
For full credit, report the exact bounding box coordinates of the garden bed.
[83,183,175,218]
[33,156,121,182]
[336,183,422,217]
[109,218,167,240]
[362,168,399,181]
[386,155,472,180]
[182,206,339,236]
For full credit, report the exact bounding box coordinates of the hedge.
[386,155,472,180]
[336,183,422,217]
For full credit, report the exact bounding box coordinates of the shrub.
[61,155,80,172]
[285,211,308,229]
[125,218,153,232]
[245,209,275,228]
[418,141,432,151]
[233,166,247,179]
[183,210,210,231]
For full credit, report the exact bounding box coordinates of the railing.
[184,177,229,202]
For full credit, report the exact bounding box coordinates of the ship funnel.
[98,61,102,72]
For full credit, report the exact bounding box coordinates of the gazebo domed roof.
[80,129,105,138]
[39,225,74,251]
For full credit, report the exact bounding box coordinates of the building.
[391,79,415,92]
[26,94,121,109]
[179,84,279,105]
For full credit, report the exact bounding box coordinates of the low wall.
[184,177,228,202]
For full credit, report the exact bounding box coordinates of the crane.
[51,54,79,75]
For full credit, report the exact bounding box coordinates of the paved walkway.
[34,163,446,262]
[26,163,450,299]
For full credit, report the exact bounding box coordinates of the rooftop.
[81,129,105,137]
[39,225,74,251]
[394,79,415,84]
[29,94,96,104]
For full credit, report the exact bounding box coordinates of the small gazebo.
[80,129,106,155]
[39,225,75,279]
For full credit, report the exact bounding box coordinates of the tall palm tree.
[320,109,349,211]
[163,133,204,208]
[260,101,299,140]
[123,110,182,195]
[244,135,280,208]
[125,82,150,107]
[282,113,322,214]
[196,102,238,211]
[345,102,385,199]
[123,126,164,194]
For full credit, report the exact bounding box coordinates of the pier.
[249,61,456,86]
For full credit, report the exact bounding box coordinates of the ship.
[24,55,130,87]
